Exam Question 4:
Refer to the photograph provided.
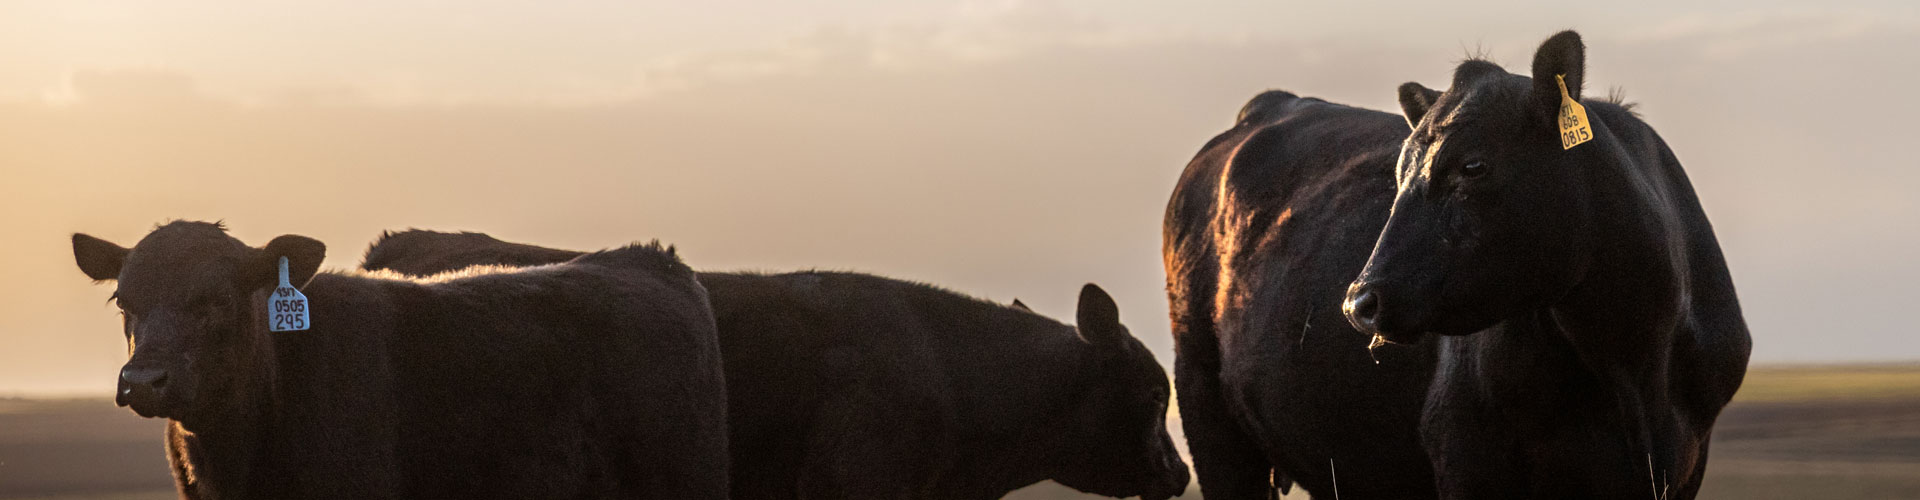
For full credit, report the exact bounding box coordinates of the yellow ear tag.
[1555,74,1593,150]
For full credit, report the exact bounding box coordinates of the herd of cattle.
[66,31,1750,499]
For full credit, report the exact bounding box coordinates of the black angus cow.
[1167,31,1750,499]
[362,230,1191,500]
[1344,32,1751,498]
[72,221,730,499]
[1164,76,1439,500]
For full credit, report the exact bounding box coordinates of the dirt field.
[5,364,1917,499]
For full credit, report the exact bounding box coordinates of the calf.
[72,221,729,499]
[362,229,1192,500]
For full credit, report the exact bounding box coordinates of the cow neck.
[168,289,281,498]
[176,273,400,497]
[1545,114,1691,487]
[948,335,1099,497]
[947,421,1062,496]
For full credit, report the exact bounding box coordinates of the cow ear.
[73,233,130,282]
[1075,283,1128,346]
[1531,30,1585,121]
[1010,298,1031,312]
[244,235,326,290]
[1397,82,1441,128]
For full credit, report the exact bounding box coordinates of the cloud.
[1621,7,1920,60]
[45,69,211,106]
[610,0,1169,101]
[13,0,1207,107]
[7,3,1920,394]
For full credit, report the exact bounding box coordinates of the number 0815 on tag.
[268,256,311,332]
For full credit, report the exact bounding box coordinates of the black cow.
[72,221,730,499]
[361,230,1192,500]
[1344,32,1750,498]
[1164,77,1438,500]
[1166,31,1749,499]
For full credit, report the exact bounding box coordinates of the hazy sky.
[3,1,1917,395]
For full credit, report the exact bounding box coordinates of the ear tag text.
[1556,74,1593,150]
[268,257,311,332]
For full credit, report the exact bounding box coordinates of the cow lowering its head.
[74,221,321,421]
[1052,284,1189,500]
[1344,31,1609,344]
[361,229,1190,499]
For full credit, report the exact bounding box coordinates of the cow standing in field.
[361,229,1192,500]
[1166,31,1751,499]
[1345,32,1753,498]
[71,221,730,499]
[1164,81,1440,500]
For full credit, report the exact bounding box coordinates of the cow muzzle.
[116,364,172,417]
[1343,281,1424,345]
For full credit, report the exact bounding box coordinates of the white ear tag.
[268,256,311,332]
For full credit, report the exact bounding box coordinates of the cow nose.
[120,366,168,393]
[1343,283,1381,334]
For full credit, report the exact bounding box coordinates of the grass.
[1730,363,1920,403]
[6,364,1920,499]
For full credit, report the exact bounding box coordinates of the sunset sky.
[3,0,1917,395]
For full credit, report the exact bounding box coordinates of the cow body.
[362,231,1192,500]
[1163,92,1438,499]
[74,222,729,499]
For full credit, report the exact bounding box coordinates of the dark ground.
[5,365,1918,499]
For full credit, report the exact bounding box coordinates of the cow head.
[72,221,325,423]
[1343,31,1601,344]
[1051,284,1190,500]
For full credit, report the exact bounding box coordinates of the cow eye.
[1460,160,1488,179]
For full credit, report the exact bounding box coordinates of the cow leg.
[796,388,945,500]
[1175,315,1276,499]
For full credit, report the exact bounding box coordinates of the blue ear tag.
[268,257,311,332]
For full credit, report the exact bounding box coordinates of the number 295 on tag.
[269,286,310,332]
